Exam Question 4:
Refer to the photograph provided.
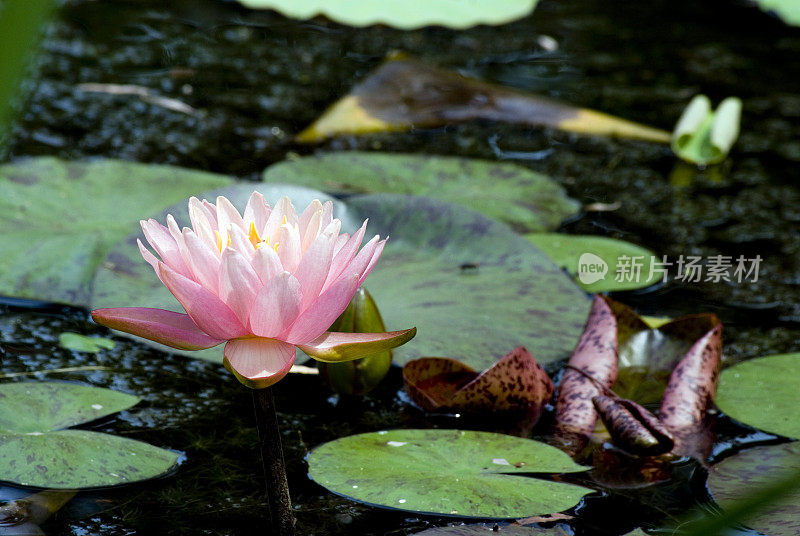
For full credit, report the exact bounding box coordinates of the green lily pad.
[0,382,138,434]
[58,332,116,353]
[707,442,800,536]
[753,0,800,25]
[0,157,232,306]
[671,95,742,166]
[263,153,580,233]
[0,382,179,489]
[524,234,660,292]
[91,186,590,369]
[0,430,180,489]
[413,525,573,535]
[715,353,800,439]
[235,0,539,29]
[307,429,591,519]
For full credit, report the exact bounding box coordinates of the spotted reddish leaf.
[592,395,673,456]
[403,347,554,426]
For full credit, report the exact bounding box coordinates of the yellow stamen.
[215,230,231,252]
[248,222,262,248]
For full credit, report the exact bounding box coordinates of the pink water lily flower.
[92,193,416,388]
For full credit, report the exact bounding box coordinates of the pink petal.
[223,338,295,389]
[298,200,323,238]
[216,195,245,245]
[158,262,248,340]
[201,199,219,228]
[294,220,339,311]
[219,248,262,327]
[243,191,270,233]
[324,220,367,291]
[281,273,360,344]
[300,207,322,254]
[188,197,217,250]
[140,219,191,277]
[320,201,333,230]
[252,246,284,284]
[182,228,221,293]
[277,223,302,273]
[228,224,256,261]
[137,239,160,272]
[91,307,224,350]
[249,272,302,338]
[324,234,380,293]
[298,328,417,363]
[358,237,386,286]
[263,196,297,239]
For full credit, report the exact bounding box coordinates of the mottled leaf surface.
[0,430,179,489]
[708,442,800,536]
[92,188,590,369]
[413,524,573,535]
[0,382,138,434]
[263,152,579,232]
[307,429,591,519]
[0,382,179,489]
[716,353,800,439]
[525,234,659,292]
[0,157,232,306]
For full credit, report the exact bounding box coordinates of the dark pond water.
[2,0,800,534]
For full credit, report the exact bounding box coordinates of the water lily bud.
[318,287,392,395]
[592,395,674,456]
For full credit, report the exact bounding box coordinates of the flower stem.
[252,387,295,536]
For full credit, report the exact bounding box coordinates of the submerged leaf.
[403,347,554,431]
[236,0,539,29]
[297,55,671,144]
[263,152,580,232]
[318,287,394,395]
[671,95,742,166]
[307,429,591,518]
[716,352,800,439]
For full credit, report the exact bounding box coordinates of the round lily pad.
[236,0,539,29]
[263,153,580,232]
[524,234,660,292]
[0,430,180,489]
[0,382,138,434]
[0,382,180,489]
[715,353,800,439]
[413,525,572,535]
[307,429,591,519]
[707,442,800,536]
[0,157,232,306]
[91,187,590,369]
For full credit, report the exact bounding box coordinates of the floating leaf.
[318,287,393,396]
[297,55,671,144]
[716,352,800,439]
[0,157,232,306]
[92,187,590,369]
[58,332,115,353]
[236,0,539,29]
[671,95,742,166]
[307,429,591,518]
[752,0,800,25]
[0,382,138,433]
[707,442,800,536]
[524,234,660,292]
[263,152,579,232]
[0,489,75,534]
[0,382,179,489]
[403,347,554,431]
